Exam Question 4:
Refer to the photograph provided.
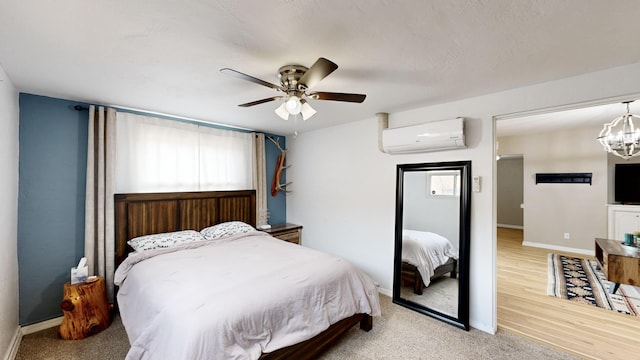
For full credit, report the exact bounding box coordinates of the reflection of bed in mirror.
[400,229,459,295]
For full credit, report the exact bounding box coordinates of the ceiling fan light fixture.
[285,95,302,115]
[275,102,289,120]
[300,100,316,121]
[221,58,366,125]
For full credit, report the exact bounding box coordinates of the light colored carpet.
[400,277,458,317]
[17,295,576,359]
[16,315,130,360]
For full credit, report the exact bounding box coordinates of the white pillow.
[201,221,256,241]
[127,230,205,252]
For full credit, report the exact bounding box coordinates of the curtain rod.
[73,103,260,134]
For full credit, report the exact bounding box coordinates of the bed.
[401,229,459,295]
[113,190,380,360]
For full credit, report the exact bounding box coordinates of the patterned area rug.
[547,254,640,316]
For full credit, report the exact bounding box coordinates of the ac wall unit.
[381,117,465,154]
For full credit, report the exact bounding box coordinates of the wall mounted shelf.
[535,173,592,185]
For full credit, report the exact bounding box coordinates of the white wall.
[0,65,20,358]
[286,61,640,334]
[404,171,460,248]
[499,126,607,252]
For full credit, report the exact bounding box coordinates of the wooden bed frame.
[114,190,372,359]
[401,259,457,295]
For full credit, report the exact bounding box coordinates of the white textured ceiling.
[1,0,640,135]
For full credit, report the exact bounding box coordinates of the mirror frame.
[392,160,471,330]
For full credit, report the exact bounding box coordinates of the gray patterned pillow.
[127,230,205,252]
[200,221,256,241]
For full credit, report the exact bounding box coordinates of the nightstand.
[59,276,112,340]
[263,223,303,244]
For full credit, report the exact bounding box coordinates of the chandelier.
[597,101,640,159]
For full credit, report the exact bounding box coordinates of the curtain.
[254,133,268,227]
[199,125,254,190]
[115,114,199,192]
[115,112,254,193]
[84,106,116,302]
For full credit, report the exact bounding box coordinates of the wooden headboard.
[114,190,256,267]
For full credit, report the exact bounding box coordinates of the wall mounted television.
[615,163,640,204]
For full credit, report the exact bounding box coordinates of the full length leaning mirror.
[392,161,471,330]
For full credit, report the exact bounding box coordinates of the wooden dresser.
[262,223,302,244]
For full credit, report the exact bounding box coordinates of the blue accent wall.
[18,93,287,325]
[18,94,88,325]
[265,137,287,225]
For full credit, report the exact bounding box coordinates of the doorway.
[496,154,523,231]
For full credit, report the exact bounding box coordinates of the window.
[115,112,254,193]
[427,170,460,197]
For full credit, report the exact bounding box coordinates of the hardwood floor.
[497,227,640,359]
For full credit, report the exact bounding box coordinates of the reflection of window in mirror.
[427,171,460,197]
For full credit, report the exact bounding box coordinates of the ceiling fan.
[220,57,366,121]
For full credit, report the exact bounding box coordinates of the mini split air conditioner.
[381,117,465,154]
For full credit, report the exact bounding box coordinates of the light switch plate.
[472,176,481,192]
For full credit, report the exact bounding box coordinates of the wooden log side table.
[59,276,112,340]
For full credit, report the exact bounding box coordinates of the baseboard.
[522,241,594,256]
[2,327,21,360]
[497,224,523,230]
[20,316,63,336]
[377,287,392,297]
[470,319,495,335]
[3,317,64,360]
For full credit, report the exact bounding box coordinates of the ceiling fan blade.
[307,92,366,103]
[298,58,338,90]
[238,96,283,107]
[220,68,285,92]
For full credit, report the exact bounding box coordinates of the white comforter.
[114,231,380,360]
[401,229,459,287]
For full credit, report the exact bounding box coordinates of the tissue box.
[70,257,88,284]
[71,266,88,284]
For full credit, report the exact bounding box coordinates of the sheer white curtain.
[84,105,116,302]
[115,112,254,193]
[199,126,254,190]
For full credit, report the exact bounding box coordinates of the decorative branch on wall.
[267,136,292,195]
[535,173,592,185]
